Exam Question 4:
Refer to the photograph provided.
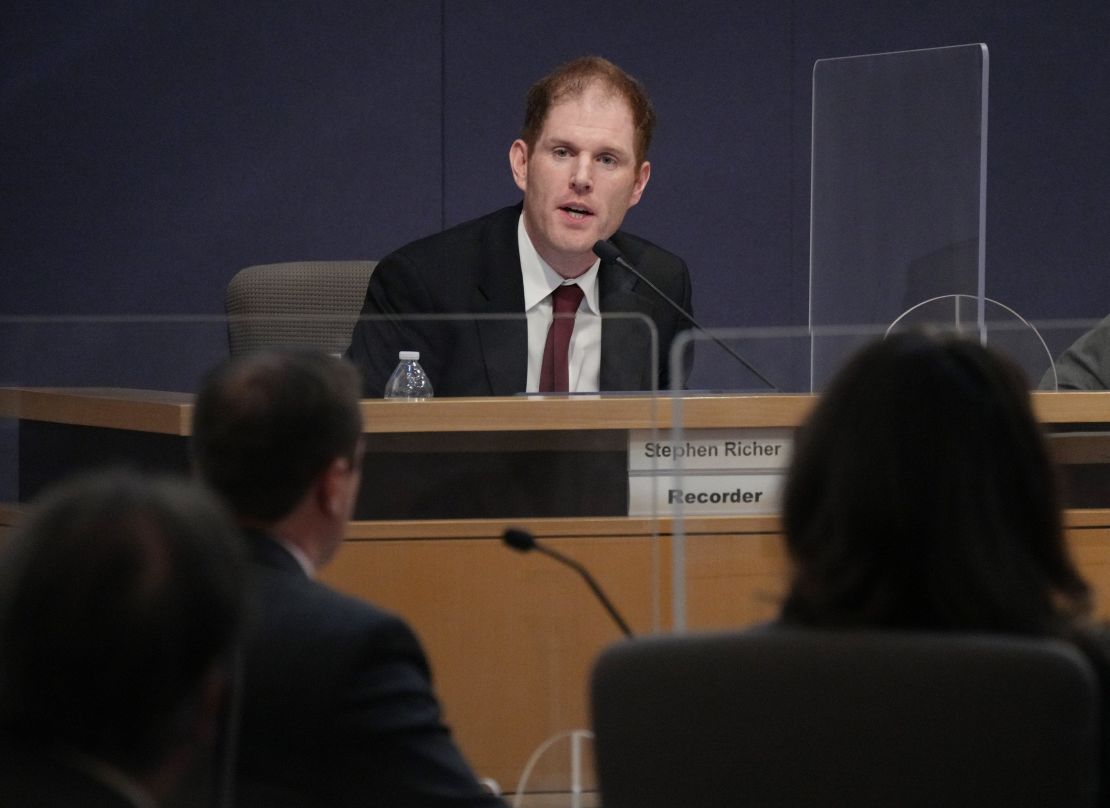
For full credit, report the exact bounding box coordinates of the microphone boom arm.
[593,239,778,391]
[533,544,634,638]
[503,527,633,638]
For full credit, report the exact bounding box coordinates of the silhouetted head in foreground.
[781,331,1089,634]
[0,470,245,799]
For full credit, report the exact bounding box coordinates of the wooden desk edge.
[5,388,1110,434]
[341,510,1110,541]
[6,507,1108,539]
[0,388,193,435]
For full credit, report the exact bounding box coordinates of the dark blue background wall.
[4,1,1108,391]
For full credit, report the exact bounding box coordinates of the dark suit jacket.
[235,531,504,808]
[347,204,693,396]
[1041,313,1110,390]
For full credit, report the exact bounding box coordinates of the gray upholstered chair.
[224,261,376,356]
[591,628,1100,808]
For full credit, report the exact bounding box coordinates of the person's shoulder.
[387,204,522,264]
[257,565,409,634]
[1047,313,1110,390]
[244,533,416,646]
[311,576,407,628]
[249,569,430,687]
[609,229,688,275]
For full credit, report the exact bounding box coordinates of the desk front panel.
[322,513,1110,790]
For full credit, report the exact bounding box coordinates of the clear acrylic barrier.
[345,311,662,801]
[810,43,989,391]
[0,315,232,505]
[510,730,598,808]
[0,311,661,801]
[6,311,1110,798]
[347,310,663,400]
[664,320,1110,633]
[665,326,822,631]
[886,295,1055,385]
[660,312,1108,398]
[677,324,810,394]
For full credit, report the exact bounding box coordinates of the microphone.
[593,239,778,390]
[502,527,633,638]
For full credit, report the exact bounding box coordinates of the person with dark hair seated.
[779,331,1110,799]
[0,471,246,807]
[192,350,504,807]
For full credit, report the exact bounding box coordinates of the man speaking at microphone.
[347,55,692,396]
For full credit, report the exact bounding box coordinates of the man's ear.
[509,139,530,193]
[628,160,651,208]
[316,457,352,518]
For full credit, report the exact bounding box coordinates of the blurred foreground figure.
[779,331,1110,803]
[0,471,246,807]
[783,331,1093,633]
[192,350,504,807]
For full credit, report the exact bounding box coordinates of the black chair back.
[592,628,1100,808]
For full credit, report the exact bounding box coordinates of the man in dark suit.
[348,56,692,396]
[0,471,246,808]
[191,350,504,808]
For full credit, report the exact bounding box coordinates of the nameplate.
[627,429,791,516]
[628,429,793,471]
[628,473,783,516]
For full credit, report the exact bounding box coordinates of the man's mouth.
[559,205,593,220]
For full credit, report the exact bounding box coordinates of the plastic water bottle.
[383,351,433,400]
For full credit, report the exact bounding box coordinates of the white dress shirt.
[274,535,316,578]
[518,215,602,393]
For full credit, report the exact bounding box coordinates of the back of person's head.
[191,350,363,523]
[0,470,245,778]
[521,55,656,165]
[781,331,1089,634]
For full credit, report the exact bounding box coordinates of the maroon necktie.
[539,283,585,393]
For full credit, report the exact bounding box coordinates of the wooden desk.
[5,388,1110,789]
[322,510,1110,790]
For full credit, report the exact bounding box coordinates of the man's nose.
[569,156,593,191]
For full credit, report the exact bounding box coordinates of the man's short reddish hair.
[520,56,656,166]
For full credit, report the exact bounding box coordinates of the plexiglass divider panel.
[665,319,1110,634]
[665,326,815,632]
[0,312,661,802]
[810,43,989,391]
[886,295,1056,385]
[0,315,232,504]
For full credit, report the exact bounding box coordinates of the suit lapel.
[466,209,661,394]
[473,207,527,396]
[599,261,658,392]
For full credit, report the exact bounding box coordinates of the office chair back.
[225,261,376,356]
[591,628,1100,808]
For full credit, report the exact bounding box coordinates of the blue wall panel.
[2,1,1108,391]
[443,3,796,333]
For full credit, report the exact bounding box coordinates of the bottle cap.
[398,350,420,361]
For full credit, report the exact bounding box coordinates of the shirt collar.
[273,535,316,578]
[518,215,601,314]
